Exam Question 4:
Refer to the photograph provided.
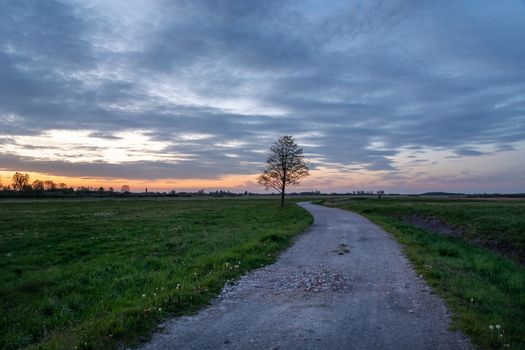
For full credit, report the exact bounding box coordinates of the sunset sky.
[1,0,524,193]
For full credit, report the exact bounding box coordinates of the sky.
[1,0,524,193]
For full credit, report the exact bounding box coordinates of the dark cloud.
[0,0,524,188]
[88,132,123,140]
[455,148,487,157]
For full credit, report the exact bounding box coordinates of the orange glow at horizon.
[3,141,523,193]
[0,170,257,192]
[0,169,382,193]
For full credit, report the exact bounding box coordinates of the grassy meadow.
[323,197,525,349]
[0,198,312,350]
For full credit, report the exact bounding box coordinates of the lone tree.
[11,172,30,191]
[258,135,310,206]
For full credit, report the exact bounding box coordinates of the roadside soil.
[136,203,472,350]
[396,214,464,237]
[396,214,524,265]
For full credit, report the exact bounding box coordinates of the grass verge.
[0,198,312,349]
[324,198,525,349]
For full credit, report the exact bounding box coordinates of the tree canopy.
[258,135,309,206]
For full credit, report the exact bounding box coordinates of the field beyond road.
[0,198,312,350]
[323,197,525,349]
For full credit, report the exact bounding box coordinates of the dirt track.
[137,202,471,350]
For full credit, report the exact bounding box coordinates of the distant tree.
[32,180,45,193]
[377,190,385,199]
[12,172,30,191]
[108,187,114,193]
[43,180,56,191]
[57,183,68,190]
[258,135,310,207]
[98,187,105,193]
[121,185,130,193]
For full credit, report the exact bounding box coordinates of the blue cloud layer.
[1,0,524,186]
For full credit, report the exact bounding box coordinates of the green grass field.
[0,198,312,350]
[323,197,525,349]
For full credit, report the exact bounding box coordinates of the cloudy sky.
[1,0,524,193]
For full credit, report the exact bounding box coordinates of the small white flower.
[499,334,503,338]
[470,298,474,302]
[489,325,494,330]
[496,325,501,329]
[158,307,162,311]
[142,294,146,298]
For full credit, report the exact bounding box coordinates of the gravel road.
[137,202,472,350]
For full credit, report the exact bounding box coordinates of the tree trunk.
[281,184,285,207]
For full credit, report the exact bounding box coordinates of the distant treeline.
[0,172,333,198]
[420,192,525,198]
[1,172,523,199]
[0,172,133,198]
